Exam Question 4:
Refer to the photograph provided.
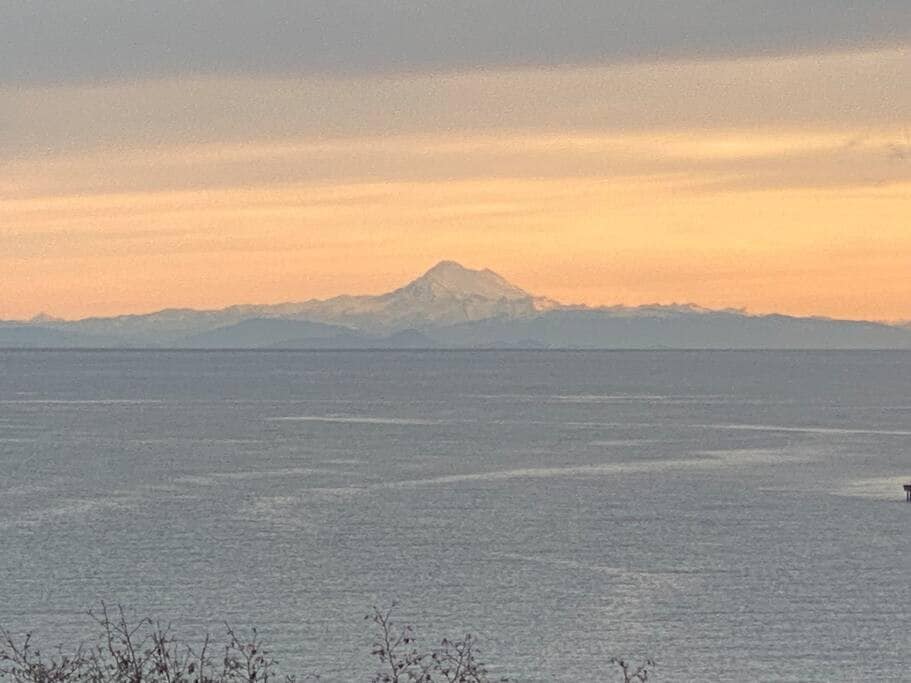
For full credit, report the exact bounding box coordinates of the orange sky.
[2,48,910,321]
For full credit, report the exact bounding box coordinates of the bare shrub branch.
[1,604,651,682]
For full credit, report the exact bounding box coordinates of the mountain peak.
[425,259,468,274]
[408,261,531,301]
[30,312,64,324]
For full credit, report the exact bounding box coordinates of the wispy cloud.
[3,48,909,161]
[4,127,910,200]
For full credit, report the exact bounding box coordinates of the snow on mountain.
[397,260,530,301]
[219,261,551,333]
[9,261,911,349]
[31,261,548,343]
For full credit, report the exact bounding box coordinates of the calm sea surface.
[0,351,909,681]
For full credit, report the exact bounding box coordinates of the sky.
[2,1,910,321]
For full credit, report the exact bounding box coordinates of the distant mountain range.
[2,261,910,349]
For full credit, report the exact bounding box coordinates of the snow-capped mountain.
[399,260,530,301]
[278,260,557,331]
[212,260,556,333]
[4,261,911,349]
[12,261,553,344]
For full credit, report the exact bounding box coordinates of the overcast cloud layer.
[3,0,911,85]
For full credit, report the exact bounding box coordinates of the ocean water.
[0,350,909,681]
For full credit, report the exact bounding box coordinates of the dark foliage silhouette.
[0,604,654,682]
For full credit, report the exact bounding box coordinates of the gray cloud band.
[2,0,910,85]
